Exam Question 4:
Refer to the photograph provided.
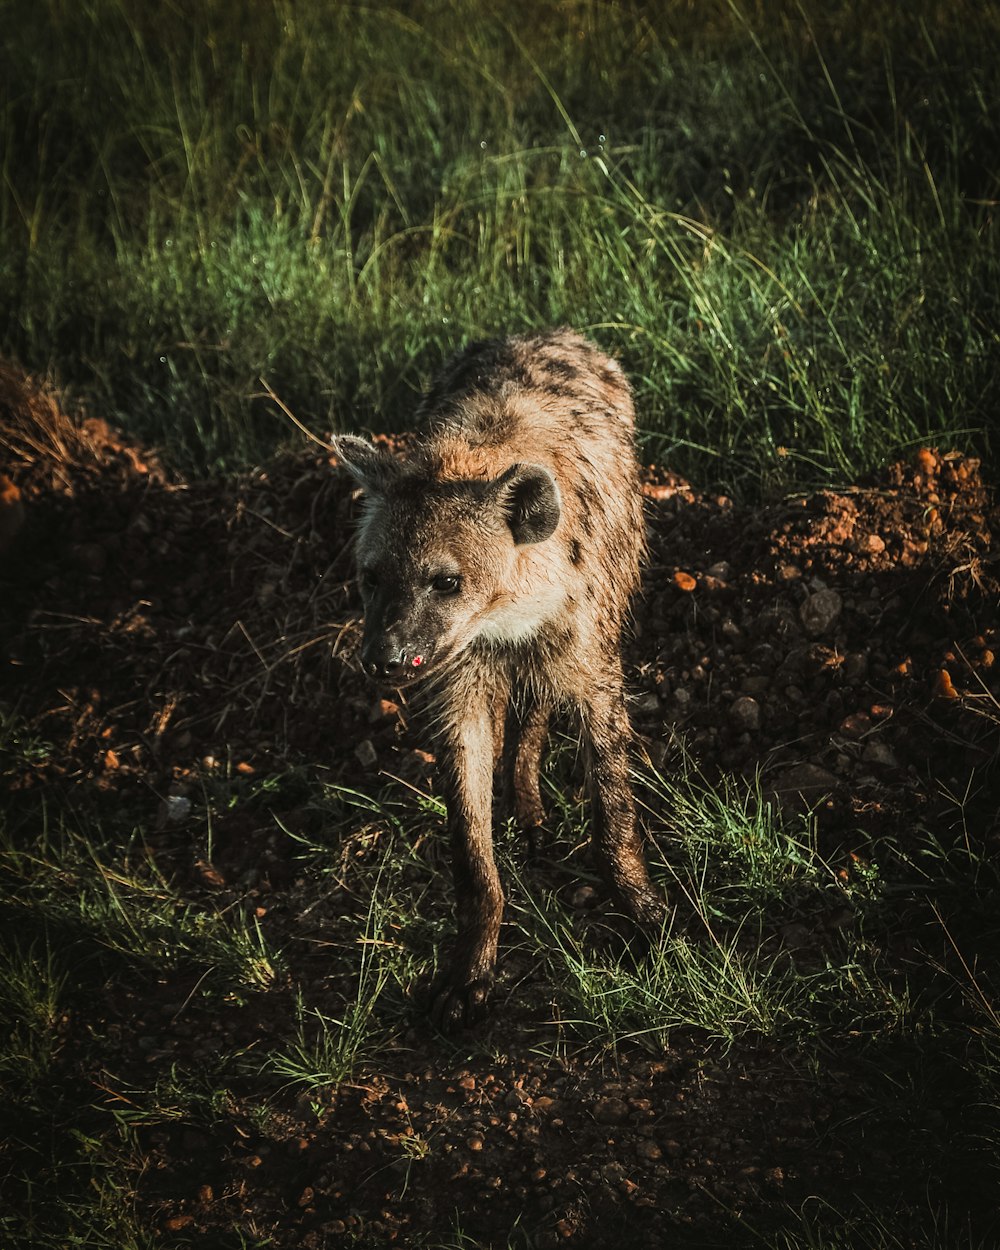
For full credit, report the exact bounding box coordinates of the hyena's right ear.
[331,435,398,494]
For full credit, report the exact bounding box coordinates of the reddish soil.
[2,364,998,1247]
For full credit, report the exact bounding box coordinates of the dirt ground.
[2,363,999,1247]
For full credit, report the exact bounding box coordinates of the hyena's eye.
[360,568,378,591]
[431,574,461,595]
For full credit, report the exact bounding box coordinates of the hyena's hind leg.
[500,693,552,853]
[577,662,667,932]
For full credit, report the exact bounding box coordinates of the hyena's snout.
[360,629,433,684]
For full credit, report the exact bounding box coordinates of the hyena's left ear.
[489,463,561,545]
[331,435,398,494]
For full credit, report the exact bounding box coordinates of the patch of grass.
[511,762,918,1054]
[265,860,396,1093]
[0,815,285,990]
[1,0,997,486]
[0,939,68,1088]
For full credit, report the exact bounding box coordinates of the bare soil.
[2,364,998,1247]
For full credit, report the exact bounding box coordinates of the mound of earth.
[2,363,998,1246]
[3,365,996,844]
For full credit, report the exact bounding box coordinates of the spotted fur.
[334,328,666,1029]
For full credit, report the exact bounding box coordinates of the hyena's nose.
[362,642,409,681]
[372,654,404,679]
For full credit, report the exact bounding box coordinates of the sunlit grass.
[1,0,996,485]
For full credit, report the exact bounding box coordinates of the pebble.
[594,1096,628,1125]
[729,695,761,733]
[770,763,839,812]
[355,738,378,768]
[862,740,900,769]
[800,588,843,637]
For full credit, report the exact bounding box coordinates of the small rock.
[571,885,599,910]
[636,1139,662,1162]
[355,738,378,768]
[800,589,843,638]
[862,740,900,769]
[839,711,872,738]
[594,1096,628,1125]
[157,794,192,828]
[467,1134,484,1152]
[729,696,761,733]
[770,763,839,813]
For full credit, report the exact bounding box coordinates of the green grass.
[507,762,918,1054]
[2,0,997,486]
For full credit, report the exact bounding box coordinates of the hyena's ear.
[331,435,398,493]
[489,463,561,545]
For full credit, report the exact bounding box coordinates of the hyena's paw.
[622,885,670,937]
[427,971,494,1032]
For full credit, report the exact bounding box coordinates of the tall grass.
[1,0,997,484]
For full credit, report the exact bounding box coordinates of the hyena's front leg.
[430,696,504,1030]
[579,664,667,931]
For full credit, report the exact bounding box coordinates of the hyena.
[333,328,666,1029]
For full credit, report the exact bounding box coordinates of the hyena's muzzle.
[357,589,445,686]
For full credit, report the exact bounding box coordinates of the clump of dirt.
[2,364,998,1246]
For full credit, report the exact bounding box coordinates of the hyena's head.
[333,435,560,686]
